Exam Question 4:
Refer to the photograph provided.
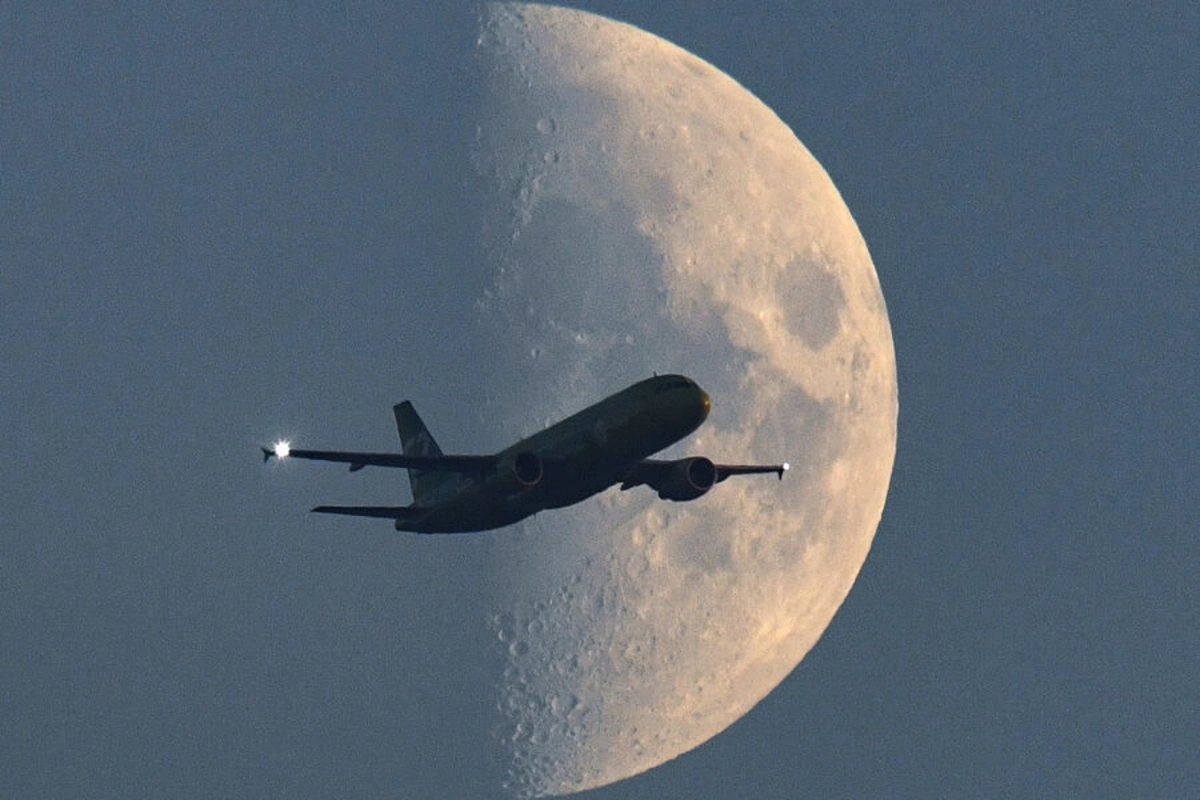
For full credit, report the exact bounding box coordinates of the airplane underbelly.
[412,501,532,534]
[411,476,554,533]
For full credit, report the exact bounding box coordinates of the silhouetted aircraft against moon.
[263,374,787,533]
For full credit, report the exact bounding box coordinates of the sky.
[3,3,1197,798]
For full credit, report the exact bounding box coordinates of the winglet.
[262,441,291,463]
[778,462,790,479]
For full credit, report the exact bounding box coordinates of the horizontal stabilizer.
[311,505,424,520]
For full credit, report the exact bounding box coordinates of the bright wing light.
[273,440,291,459]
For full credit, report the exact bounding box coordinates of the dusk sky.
[3,3,1196,797]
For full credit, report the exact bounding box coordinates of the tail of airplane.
[393,402,452,505]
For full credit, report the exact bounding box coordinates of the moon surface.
[470,4,897,796]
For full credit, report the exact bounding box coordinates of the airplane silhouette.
[263,374,787,533]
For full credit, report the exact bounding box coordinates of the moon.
[469,4,897,796]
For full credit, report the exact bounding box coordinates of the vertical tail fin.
[393,402,449,505]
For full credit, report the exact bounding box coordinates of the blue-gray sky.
[3,3,1196,798]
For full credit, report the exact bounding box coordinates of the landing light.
[273,440,291,459]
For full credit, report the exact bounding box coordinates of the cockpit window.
[655,378,694,393]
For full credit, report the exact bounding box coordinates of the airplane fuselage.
[400,375,710,532]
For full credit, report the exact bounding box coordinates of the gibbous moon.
[471,4,897,796]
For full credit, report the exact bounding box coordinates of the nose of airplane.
[699,388,712,421]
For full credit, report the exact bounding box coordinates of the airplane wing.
[262,446,495,474]
[620,457,788,500]
[712,463,789,482]
[624,458,788,485]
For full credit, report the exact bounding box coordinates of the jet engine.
[499,450,544,494]
[651,457,717,501]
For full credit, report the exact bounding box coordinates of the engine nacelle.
[498,450,544,494]
[653,456,717,501]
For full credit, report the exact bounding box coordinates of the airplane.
[262,374,787,534]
